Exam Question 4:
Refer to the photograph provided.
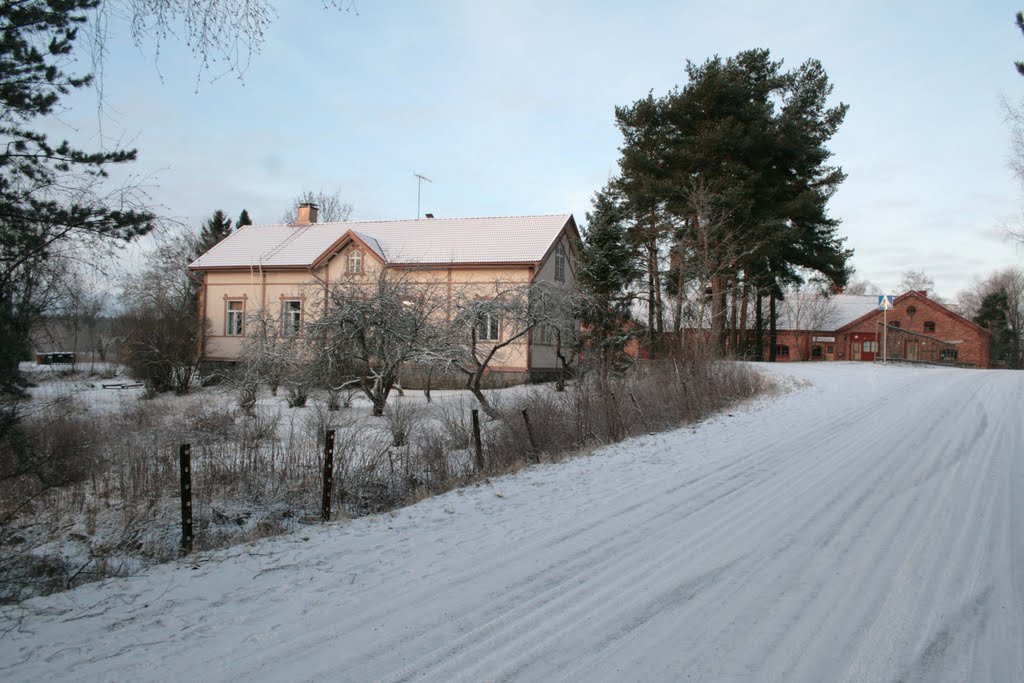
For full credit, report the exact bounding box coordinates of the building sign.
[813,336,836,342]
[878,295,894,310]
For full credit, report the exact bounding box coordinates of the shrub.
[1,351,767,603]
[383,398,422,447]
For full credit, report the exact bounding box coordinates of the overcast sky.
[51,0,1024,298]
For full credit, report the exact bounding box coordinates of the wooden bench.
[101,381,144,390]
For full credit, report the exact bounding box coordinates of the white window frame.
[226,300,244,336]
[535,323,553,345]
[347,250,362,274]
[554,241,565,282]
[282,300,302,335]
[477,310,500,342]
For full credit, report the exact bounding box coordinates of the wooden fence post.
[471,409,484,471]
[178,443,193,554]
[521,409,539,463]
[321,429,336,522]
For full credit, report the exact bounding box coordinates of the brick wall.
[839,293,990,367]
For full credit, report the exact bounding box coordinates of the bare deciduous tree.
[281,189,353,224]
[897,270,942,301]
[89,1,358,84]
[778,284,838,361]
[445,281,573,418]
[529,281,582,391]
[311,271,447,417]
[845,278,883,295]
[957,267,1024,368]
[120,229,206,395]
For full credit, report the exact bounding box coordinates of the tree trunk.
[646,258,656,347]
[468,372,499,419]
[739,279,749,356]
[555,332,566,392]
[423,367,433,402]
[672,250,685,336]
[768,290,778,363]
[362,373,393,417]
[650,242,665,342]
[710,274,726,351]
[729,270,739,354]
[754,290,764,361]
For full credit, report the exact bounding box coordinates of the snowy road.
[2,363,1023,681]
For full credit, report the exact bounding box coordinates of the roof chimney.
[296,202,318,224]
[425,213,434,219]
[916,290,927,298]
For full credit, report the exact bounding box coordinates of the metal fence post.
[321,429,336,522]
[178,443,193,554]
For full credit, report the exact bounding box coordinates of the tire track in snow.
[360,371,987,681]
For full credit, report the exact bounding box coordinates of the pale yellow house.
[188,205,580,381]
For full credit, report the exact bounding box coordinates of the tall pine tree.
[609,48,851,359]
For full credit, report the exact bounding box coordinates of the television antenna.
[413,172,432,218]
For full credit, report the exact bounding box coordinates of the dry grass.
[0,354,767,603]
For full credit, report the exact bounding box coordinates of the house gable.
[192,213,580,376]
[836,291,991,339]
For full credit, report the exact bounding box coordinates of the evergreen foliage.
[577,188,641,365]
[0,0,155,395]
[196,209,233,256]
[974,289,1015,366]
[237,208,252,228]
[1016,12,1024,77]
[604,48,851,358]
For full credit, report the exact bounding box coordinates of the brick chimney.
[296,202,319,224]
[916,290,928,298]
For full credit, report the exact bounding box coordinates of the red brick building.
[772,291,991,367]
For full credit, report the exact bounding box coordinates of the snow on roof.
[775,293,879,331]
[189,214,574,269]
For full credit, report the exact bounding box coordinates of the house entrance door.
[906,341,919,361]
[852,341,861,361]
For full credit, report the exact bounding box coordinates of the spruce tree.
[578,188,641,367]
[196,210,233,256]
[237,209,252,228]
[975,289,1013,365]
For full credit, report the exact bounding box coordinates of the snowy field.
[2,362,1022,682]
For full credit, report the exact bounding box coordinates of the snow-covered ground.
[2,362,1022,682]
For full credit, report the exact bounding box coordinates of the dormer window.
[347,250,362,274]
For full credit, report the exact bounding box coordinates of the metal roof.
[775,293,880,331]
[189,214,574,270]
